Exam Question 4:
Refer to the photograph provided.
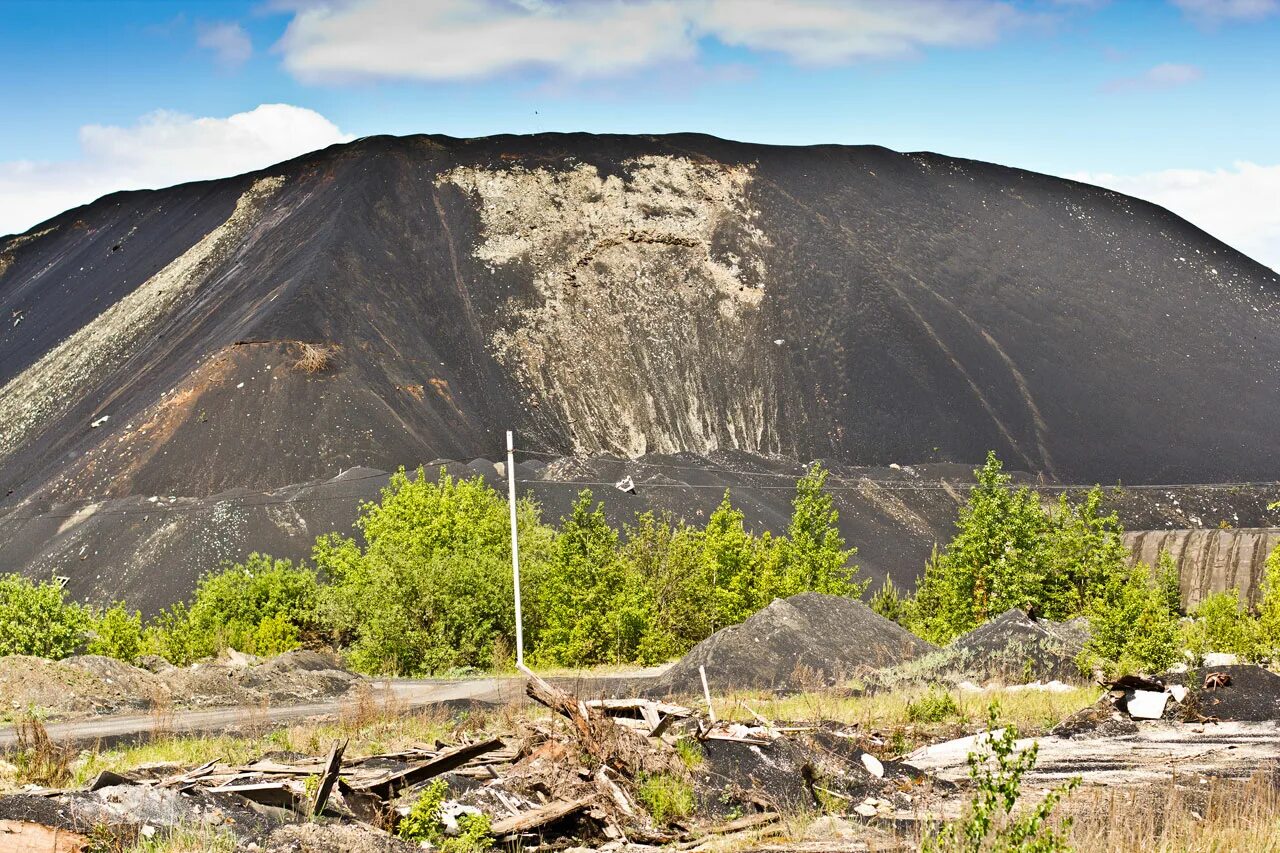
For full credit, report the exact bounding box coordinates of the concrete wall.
[1125,528,1280,608]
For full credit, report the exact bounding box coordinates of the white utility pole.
[506,430,525,668]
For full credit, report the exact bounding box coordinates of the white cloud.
[275,0,1024,83]
[1069,162,1280,271]
[697,0,1020,64]
[0,104,352,237]
[278,0,695,82]
[1170,0,1279,22]
[197,21,253,67]
[1102,62,1202,92]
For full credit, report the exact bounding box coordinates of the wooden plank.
[709,812,781,834]
[158,759,219,788]
[350,738,504,800]
[0,820,91,853]
[585,699,694,717]
[209,782,299,810]
[86,770,136,791]
[490,796,595,837]
[310,739,347,816]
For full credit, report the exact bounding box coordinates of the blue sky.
[2,0,1278,267]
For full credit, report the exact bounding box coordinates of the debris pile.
[0,671,948,850]
[653,592,938,694]
[1053,665,1280,737]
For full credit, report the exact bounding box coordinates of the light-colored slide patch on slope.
[442,156,779,457]
[0,177,285,461]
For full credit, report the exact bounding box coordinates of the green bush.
[142,602,203,665]
[909,453,1129,644]
[1257,545,1280,658]
[906,688,962,723]
[636,772,695,824]
[315,468,547,675]
[0,574,89,659]
[186,553,318,655]
[397,779,448,842]
[1183,590,1262,663]
[142,555,318,665]
[86,603,144,663]
[396,779,492,851]
[924,704,1078,852]
[1078,558,1182,678]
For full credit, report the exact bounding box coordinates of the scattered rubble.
[653,593,938,694]
[0,671,954,850]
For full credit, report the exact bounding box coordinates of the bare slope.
[0,133,1278,608]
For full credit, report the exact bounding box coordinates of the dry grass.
[291,341,339,373]
[11,714,72,786]
[717,684,1099,757]
[20,696,486,792]
[1065,771,1280,852]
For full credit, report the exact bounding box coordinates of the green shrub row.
[871,452,1280,677]
[6,452,1276,680]
[0,463,864,675]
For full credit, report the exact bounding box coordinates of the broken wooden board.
[490,795,596,837]
[310,740,346,816]
[349,737,504,800]
[0,820,90,853]
[207,782,300,810]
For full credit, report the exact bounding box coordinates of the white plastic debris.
[90,415,109,428]
[1167,684,1188,703]
[860,752,885,778]
[1127,690,1170,719]
[614,476,636,494]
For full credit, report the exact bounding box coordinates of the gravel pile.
[0,650,361,719]
[652,593,938,694]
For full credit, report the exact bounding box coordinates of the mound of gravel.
[0,650,362,719]
[1171,665,1280,722]
[652,593,938,694]
[891,609,1090,687]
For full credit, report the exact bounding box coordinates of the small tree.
[1183,590,1262,663]
[1257,545,1280,658]
[1078,560,1181,677]
[86,603,144,663]
[925,704,1078,852]
[0,574,89,659]
[778,463,865,598]
[869,577,905,623]
[912,453,1050,644]
[624,511,714,664]
[532,491,646,666]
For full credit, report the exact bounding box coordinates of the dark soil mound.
[1171,665,1280,722]
[3,132,1278,612]
[653,593,937,694]
[895,609,1090,686]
